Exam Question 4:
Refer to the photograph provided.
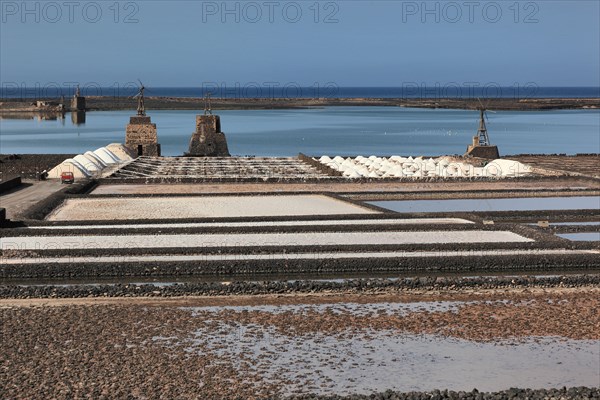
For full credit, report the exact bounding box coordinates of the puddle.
[157,321,600,395]
[149,302,600,395]
[181,301,469,316]
[370,196,600,213]
[548,221,600,226]
[557,232,600,242]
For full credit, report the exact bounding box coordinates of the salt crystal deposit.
[318,155,532,179]
[47,144,134,179]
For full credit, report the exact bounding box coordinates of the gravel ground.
[1,288,599,399]
[46,195,377,220]
[2,249,591,265]
[0,154,74,180]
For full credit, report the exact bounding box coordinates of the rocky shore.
[1,96,599,112]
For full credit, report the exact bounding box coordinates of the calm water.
[1,107,599,156]
[371,196,600,213]
[557,232,600,242]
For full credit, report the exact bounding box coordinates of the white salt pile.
[48,144,135,179]
[317,155,532,179]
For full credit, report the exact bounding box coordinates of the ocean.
[1,107,598,156]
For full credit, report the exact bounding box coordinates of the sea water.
[0,107,598,156]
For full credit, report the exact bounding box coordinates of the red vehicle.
[60,171,75,184]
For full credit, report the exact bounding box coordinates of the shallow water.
[530,221,600,226]
[371,196,600,213]
[158,304,600,395]
[1,107,598,156]
[557,232,600,241]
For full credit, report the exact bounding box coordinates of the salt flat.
[28,217,474,230]
[46,195,376,221]
[0,230,533,250]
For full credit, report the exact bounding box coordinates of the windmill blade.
[477,97,485,109]
[137,79,145,88]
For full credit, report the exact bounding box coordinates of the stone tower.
[125,84,161,157]
[465,109,499,159]
[125,115,161,157]
[70,85,86,111]
[186,115,230,157]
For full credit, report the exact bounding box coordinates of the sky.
[1,0,599,88]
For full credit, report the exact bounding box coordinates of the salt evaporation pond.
[370,196,600,213]
[557,232,600,241]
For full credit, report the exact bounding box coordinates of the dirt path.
[0,180,63,219]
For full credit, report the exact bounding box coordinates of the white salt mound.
[93,148,120,164]
[316,155,533,179]
[47,159,92,179]
[84,151,108,167]
[106,143,135,161]
[73,155,102,172]
[48,143,135,179]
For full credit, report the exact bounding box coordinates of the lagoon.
[1,107,598,156]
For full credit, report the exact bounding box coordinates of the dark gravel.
[288,387,600,400]
[0,154,74,180]
[2,275,599,299]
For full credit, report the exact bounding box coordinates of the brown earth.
[1,288,598,399]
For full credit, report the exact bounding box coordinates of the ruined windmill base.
[465,135,500,159]
[185,115,230,157]
[125,115,161,157]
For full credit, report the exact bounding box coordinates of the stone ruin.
[71,85,86,111]
[124,83,161,157]
[186,115,230,157]
[465,108,499,159]
[465,137,500,159]
[125,115,161,157]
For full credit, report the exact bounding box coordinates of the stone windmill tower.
[186,92,230,157]
[125,80,161,157]
[465,100,500,159]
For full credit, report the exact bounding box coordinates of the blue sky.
[1,0,599,87]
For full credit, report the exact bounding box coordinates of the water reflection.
[71,111,86,125]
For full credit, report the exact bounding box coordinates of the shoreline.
[1,96,599,112]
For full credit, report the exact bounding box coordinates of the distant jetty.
[1,96,599,113]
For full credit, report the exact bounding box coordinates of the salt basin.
[317,155,532,179]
